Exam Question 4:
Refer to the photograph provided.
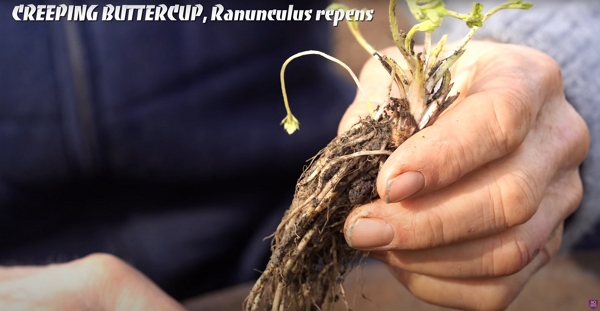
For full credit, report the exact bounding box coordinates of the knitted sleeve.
[440,1,600,251]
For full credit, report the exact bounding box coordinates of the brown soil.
[245,98,421,311]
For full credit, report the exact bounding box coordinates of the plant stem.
[389,0,414,71]
[422,32,432,73]
[280,50,374,134]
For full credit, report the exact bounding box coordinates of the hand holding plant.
[342,40,589,310]
[242,1,586,310]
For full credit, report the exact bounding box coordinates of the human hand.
[0,253,185,311]
[340,40,590,310]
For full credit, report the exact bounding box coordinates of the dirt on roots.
[245,101,420,311]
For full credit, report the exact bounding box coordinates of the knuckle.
[516,47,563,96]
[84,253,122,267]
[483,235,531,278]
[548,225,564,255]
[412,209,445,249]
[398,206,455,250]
[570,176,584,210]
[537,54,563,94]
[501,237,533,276]
[535,51,560,73]
[547,99,590,171]
[495,171,539,228]
[564,172,584,216]
[564,106,590,166]
[442,135,471,181]
[421,134,471,187]
[488,89,529,154]
[80,253,127,281]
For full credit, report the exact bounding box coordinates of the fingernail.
[385,171,425,203]
[346,218,394,249]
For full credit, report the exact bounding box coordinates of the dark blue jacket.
[0,0,354,299]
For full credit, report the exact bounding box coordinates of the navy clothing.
[0,0,354,299]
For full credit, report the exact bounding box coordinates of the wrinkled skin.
[341,40,590,311]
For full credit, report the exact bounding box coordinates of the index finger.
[377,42,557,202]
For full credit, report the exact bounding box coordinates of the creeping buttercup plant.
[247,1,532,311]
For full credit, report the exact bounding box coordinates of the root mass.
[245,106,418,311]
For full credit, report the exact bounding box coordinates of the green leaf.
[406,0,447,22]
[503,0,534,9]
[483,0,533,22]
[465,3,483,27]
